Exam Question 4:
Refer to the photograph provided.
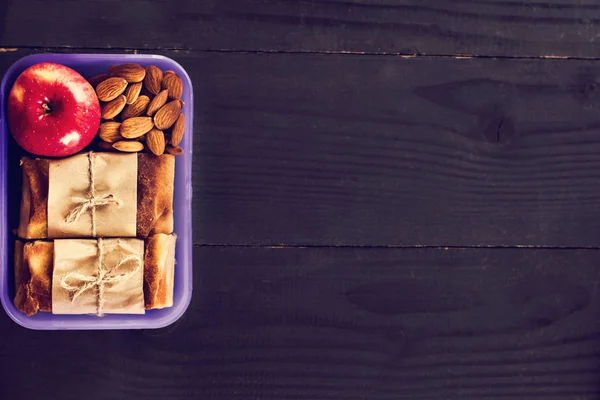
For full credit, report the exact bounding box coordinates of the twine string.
[63,152,122,236]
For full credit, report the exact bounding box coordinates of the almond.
[146,128,166,156]
[98,121,123,143]
[146,89,168,116]
[109,63,146,83]
[166,145,184,156]
[96,77,128,102]
[101,95,126,119]
[121,95,150,120]
[113,140,144,152]
[161,73,183,100]
[120,116,154,139]
[164,70,176,77]
[170,113,185,146]
[144,65,163,95]
[154,100,181,130]
[124,82,142,105]
[88,73,108,87]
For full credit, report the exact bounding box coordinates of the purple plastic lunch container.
[0,54,193,330]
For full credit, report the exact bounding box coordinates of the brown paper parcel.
[14,234,177,316]
[47,152,137,238]
[52,238,145,315]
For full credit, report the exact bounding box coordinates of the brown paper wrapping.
[47,152,137,238]
[52,238,145,315]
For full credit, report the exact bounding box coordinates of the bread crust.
[14,241,53,316]
[144,233,176,310]
[137,154,174,237]
[17,159,48,239]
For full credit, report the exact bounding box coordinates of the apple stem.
[41,102,52,114]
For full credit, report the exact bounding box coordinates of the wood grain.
[3,0,600,57]
[1,246,599,399]
[188,51,600,247]
[0,18,599,400]
[5,49,600,246]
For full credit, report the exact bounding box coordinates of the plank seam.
[2,46,599,61]
[192,244,600,250]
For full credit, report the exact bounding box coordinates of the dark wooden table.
[2,1,600,399]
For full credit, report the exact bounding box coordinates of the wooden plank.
[190,51,600,247]
[1,246,599,399]
[3,0,600,57]
[195,52,600,246]
[4,49,600,246]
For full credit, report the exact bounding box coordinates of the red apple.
[7,62,101,157]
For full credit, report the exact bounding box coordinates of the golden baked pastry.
[14,234,177,316]
[17,153,174,239]
[13,240,53,316]
[143,233,176,310]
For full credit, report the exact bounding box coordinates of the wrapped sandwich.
[17,152,174,239]
[14,234,176,316]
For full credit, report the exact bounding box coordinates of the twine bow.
[65,194,122,225]
[64,152,122,236]
[59,239,142,316]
